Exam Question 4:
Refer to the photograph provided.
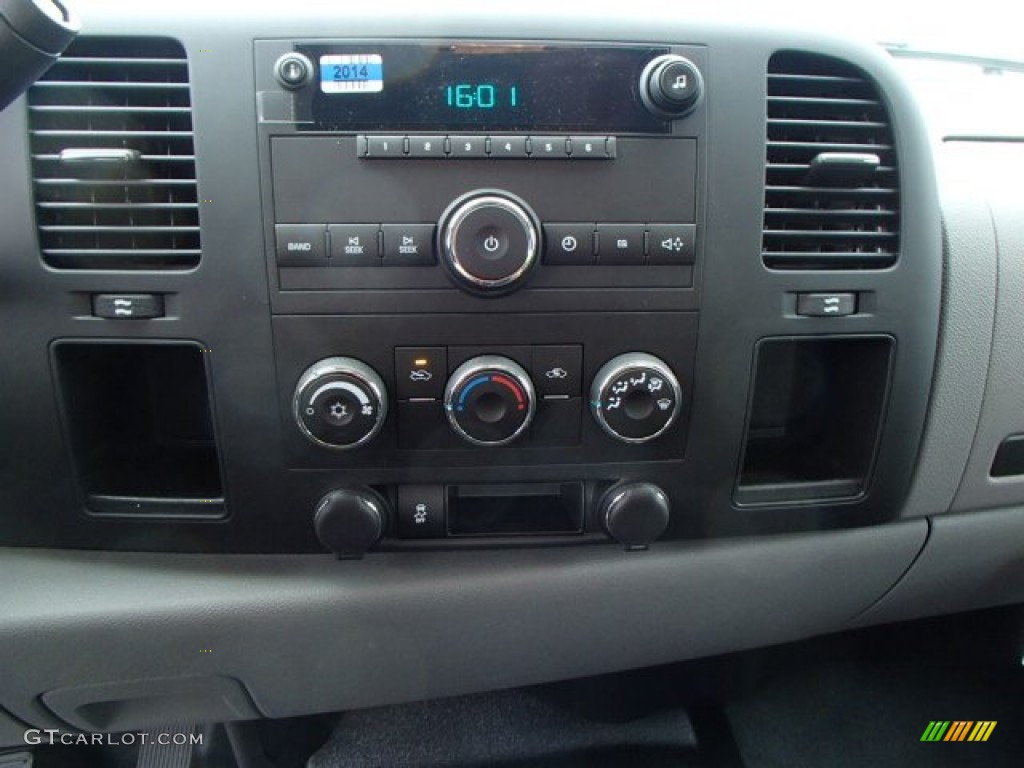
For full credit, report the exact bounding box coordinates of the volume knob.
[438,190,540,296]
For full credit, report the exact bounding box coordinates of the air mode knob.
[293,357,388,449]
[640,54,703,119]
[444,355,536,446]
[591,353,682,444]
[438,190,540,296]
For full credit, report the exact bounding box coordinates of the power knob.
[438,190,540,296]
[293,357,388,450]
[590,353,682,444]
[444,356,536,446]
[640,54,704,119]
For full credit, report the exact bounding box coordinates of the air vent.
[762,51,899,270]
[28,37,200,270]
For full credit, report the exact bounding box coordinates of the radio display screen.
[297,43,671,133]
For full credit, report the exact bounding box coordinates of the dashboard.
[0,0,1022,742]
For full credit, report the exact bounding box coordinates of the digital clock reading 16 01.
[445,83,520,110]
[304,44,671,132]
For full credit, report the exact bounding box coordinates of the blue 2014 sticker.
[319,54,383,93]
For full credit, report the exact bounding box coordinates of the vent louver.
[28,37,200,270]
[762,51,899,270]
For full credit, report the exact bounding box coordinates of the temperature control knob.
[293,357,388,450]
[444,355,535,446]
[438,190,540,296]
[591,353,682,444]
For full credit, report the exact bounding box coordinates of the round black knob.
[293,357,388,450]
[444,355,535,446]
[314,488,388,559]
[591,353,682,444]
[640,55,703,119]
[599,482,670,550]
[438,190,540,296]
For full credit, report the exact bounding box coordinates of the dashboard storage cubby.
[53,341,225,518]
[447,482,585,537]
[735,337,893,506]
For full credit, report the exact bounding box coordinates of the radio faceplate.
[255,39,707,314]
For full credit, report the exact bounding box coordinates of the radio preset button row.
[357,134,616,160]
[543,223,697,266]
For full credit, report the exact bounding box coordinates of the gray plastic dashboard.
[0,0,1022,738]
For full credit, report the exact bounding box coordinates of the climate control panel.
[291,349,681,452]
[274,313,697,468]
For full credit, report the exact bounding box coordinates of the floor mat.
[307,687,703,768]
[725,609,1024,768]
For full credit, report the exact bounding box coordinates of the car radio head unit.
[256,39,707,308]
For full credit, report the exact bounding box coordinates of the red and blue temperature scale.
[451,373,527,413]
